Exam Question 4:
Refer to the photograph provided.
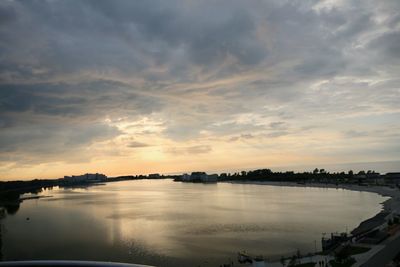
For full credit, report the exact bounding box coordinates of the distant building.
[204,174,218,183]
[385,172,400,185]
[354,174,367,184]
[63,173,107,183]
[148,173,161,179]
[374,175,386,185]
[366,172,384,185]
[181,173,191,181]
[322,232,348,251]
[179,172,218,183]
[190,172,208,182]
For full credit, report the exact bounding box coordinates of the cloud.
[266,131,289,138]
[240,134,254,139]
[0,81,163,119]
[269,122,286,129]
[128,141,151,148]
[0,121,120,163]
[344,130,368,138]
[166,145,212,155]
[0,80,162,164]
[0,0,399,178]
[368,31,400,63]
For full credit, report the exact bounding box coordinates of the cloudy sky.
[0,0,399,180]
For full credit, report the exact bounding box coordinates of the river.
[0,180,388,266]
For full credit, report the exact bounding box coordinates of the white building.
[181,173,191,181]
[190,172,208,182]
[64,173,107,183]
[204,174,218,183]
[180,172,218,183]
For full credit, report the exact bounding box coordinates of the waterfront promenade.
[359,230,400,267]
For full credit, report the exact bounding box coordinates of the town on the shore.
[1,169,400,203]
[1,169,400,267]
[1,168,400,192]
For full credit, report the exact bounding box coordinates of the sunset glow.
[0,0,399,180]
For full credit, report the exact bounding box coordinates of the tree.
[288,255,298,267]
[334,246,350,263]
[296,249,301,258]
[313,168,319,174]
[280,256,286,267]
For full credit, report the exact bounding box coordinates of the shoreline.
[223,180,400,213]
[223,180,400,265]
[223,180,400,238]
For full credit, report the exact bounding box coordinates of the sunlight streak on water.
[2,180,388,266]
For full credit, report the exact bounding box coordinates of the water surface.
[1,180,388,266]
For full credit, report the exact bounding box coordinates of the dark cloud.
[0,3,16,25]
[0,121,120,155]
[0,0,399,171]
[0,0,268,83]
[368,31,400,62]
[128,141,151,148]
[0,80,162,119]
[0,80,161,162]
[0,84,87,116]
[240,134,254,139]
[344,130,368,138]
[269,122,286,129]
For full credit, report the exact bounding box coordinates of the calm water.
[1,180,388,266]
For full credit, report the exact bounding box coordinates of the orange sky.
[0,0,399,180]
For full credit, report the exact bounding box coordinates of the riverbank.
[224,180,400,266]
[224,181,400,214]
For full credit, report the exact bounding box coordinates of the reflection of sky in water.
[2,180,388,266]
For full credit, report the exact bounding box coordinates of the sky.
[0,0,399,180]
